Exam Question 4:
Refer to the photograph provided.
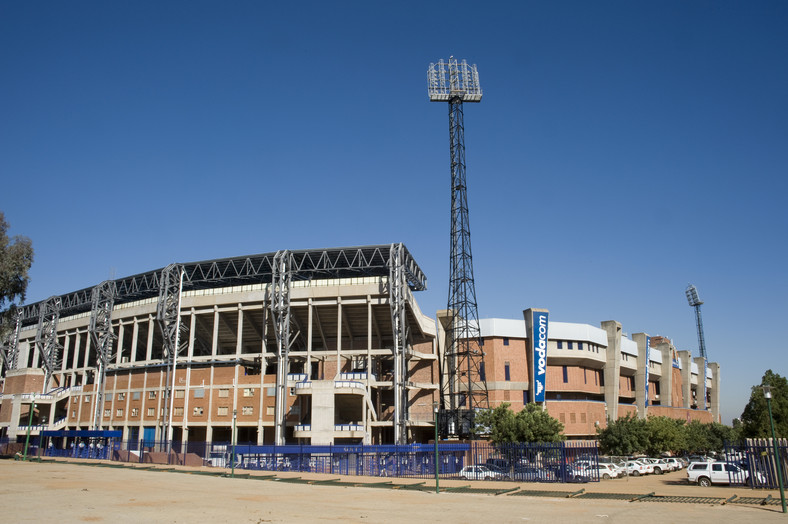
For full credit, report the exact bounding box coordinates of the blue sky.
[1,1,786,425]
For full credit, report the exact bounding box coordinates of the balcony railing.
[335,424,364,432]
[335,381,365,390]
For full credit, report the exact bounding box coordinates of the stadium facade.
[0,244,719,445]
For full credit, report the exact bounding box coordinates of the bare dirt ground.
[0,459,785,523]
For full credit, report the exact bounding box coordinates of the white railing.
[335,381,365,390]
[287,373,308,382]
[295,382,312,390]
[339,372,376,381]
[294,424,311,432]
[335,424,363,432]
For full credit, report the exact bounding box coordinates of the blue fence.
[33,437,599,483]
[723,439,788,489]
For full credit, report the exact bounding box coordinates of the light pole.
[231,408,237,478]
[23,394,36,461]
[763,385,786,513]
[433,403,440,494]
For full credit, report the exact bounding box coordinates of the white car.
[663,457,683,471]
[574,461,623,480]
[597,463,624,479]
[619,460,649,476]
[687,461,764,487]
[459,465,504,481]
[643,458,672,474]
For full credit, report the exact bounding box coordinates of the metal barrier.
[32,439,599,483]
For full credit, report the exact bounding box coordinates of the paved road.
[0,460,784,523]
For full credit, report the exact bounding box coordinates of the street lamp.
[23,394,36,461]
[433,403,440,494]
[762,385,786,513]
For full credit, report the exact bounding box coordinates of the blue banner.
[644,336,650,407]
[533,311,548,403]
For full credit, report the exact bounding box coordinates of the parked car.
[513,465,556,482]
[459,465,504,481]
[548,464,592,483]
[484,463,511,479]
[572,460,620,480]
[485,458,510,474]
[686,461,765,487]
[619,460,649,476]
[642,458,672,474]
[663,457,683,471]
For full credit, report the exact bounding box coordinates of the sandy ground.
[0,459,785,523]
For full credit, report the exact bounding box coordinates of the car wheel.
[602,473,611,480]
[699,477,711,487]
[654,467,662,475]
[631,470,639,477]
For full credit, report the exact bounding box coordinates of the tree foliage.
[597,413,649,456]
[643,416,686,456]
[741,370,788,439]
[597,414,738,456]
[0,211,34,335]
[475,403,564,444]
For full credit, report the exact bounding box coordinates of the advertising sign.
[644,336,651,407]
[532,311,548,403]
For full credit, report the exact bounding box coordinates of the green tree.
[683,420,711,454]
[0,211,34,336]
[475,403,564,444]
[644,416,686,456]
[515,403,564,443]
[596,413,649,456]
[741,370,788,439]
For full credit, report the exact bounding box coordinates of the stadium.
[0,243,719,452]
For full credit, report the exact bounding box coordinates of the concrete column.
[236,305,244,356]
[307,299,313,377]
[211,306,219,357]
[146,314,154,361]
[61,333,71,372]
[128,319,138,364]
[708,362,721,422]
[678,350,692,409]
[82,330,92,369]
[365,295,372,445]
[693,356,707,411]
[335,298,342,378]
[71,334,81,370]
[184,310,196,439]
[601,320,622,422]
[657,342,673,407]
[632,333,649,419]
[30,339,39,369]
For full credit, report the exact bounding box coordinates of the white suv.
[687,461,763,486]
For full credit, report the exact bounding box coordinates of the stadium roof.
[17,244,426,326]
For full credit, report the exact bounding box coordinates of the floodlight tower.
[685,284,708,409]
[428,57,489,437]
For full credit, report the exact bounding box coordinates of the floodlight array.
[428,57,482,102]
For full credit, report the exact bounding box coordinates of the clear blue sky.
[2,1,786,425]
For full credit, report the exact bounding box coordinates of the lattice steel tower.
[428,57,489,436]
[685,283,708,409]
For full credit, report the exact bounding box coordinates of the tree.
[0,211,34,336]
[683,420,712,454]
[475,403,564,444]
[644,416,686,456]
[596,413,649,456]
[515,403,564,443]
[741,370,788,439]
